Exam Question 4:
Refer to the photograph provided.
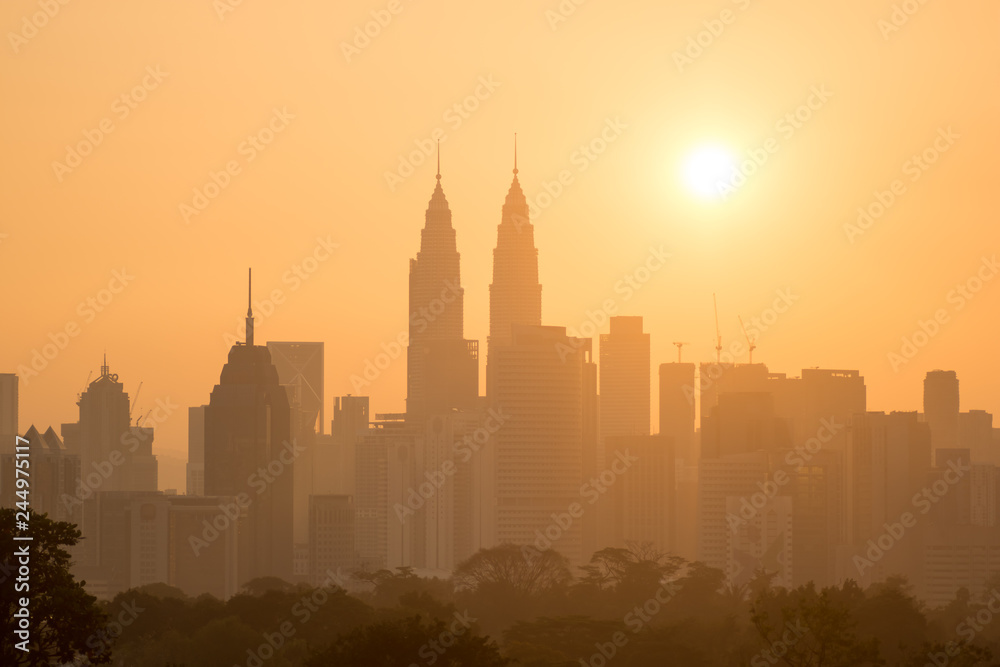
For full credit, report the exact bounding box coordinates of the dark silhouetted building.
[204,279,294,583]
[925,370,960,452]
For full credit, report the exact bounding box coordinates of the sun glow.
[683,146,737,200]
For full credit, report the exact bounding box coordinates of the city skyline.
[3,1,998,496]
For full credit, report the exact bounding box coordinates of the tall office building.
[186,406,206,496]
[487,145,542,397]
[268,341,324,543]
[355,413,411,569]
[599,316,651,443]
[659,361,696,463]
[491,325,593,564]
[406,160,478,419]
[0,373,17,455]
[924,370,960,451]
[325,395,370,496]
[0,425,79,524]
[604,434,674,553]
[203,274,294,583]
[308,494,355,586]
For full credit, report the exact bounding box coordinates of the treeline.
[4,510,1000,666]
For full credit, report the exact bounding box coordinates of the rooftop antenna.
[672,342,689,363]
[436,140,441,181]
[246,268,254,346]
[513,132,518,175]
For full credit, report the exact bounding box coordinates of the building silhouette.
[487,143,542,398]
[203,273,294,583]
[924,370,960,452]
[0,373,17,455]
[405,158,478,419]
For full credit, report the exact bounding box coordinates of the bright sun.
[683,146,737,200]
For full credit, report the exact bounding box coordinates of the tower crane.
[739,316,757,365]
[129,381,142,421]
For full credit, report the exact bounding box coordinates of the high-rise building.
[267,341,325,544]
[406,161,478,419]
[604,434,674,553]
[203,274,294,583]
[727,493,793,589]
[0,373,17,455]
[924,370,960,451]
[308,494,355,586]
[187,406,206,496]
[599,316,651,444]
[325,395,370,496]
[487,145,542,398]
[659,361,696,464]
[698,450,770,572]
[355,413,411,569]
[491,325,592,564]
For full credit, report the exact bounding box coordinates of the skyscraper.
[487,142,542,397]
[659,361,696,464]
[599,316,651,443]
[203,272,294,583]
[267,341,325,543]
[491,325,592,563]
[406,153,478,418]
[924,370,960,451]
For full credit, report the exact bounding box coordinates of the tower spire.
[102,351,108,377]
[436,140,441,181]
[246,268,254,346]
[513,132,518,175]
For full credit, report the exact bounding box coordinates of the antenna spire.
[246,268,254,346]
[436,140,441,181]
[513,133,518,175]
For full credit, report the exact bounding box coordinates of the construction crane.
[129,381,143,421]
[713,293,723,363]
[739,316,757,365]
[672,342,689,363]
[77,370,92,400]
[139,408,153,427]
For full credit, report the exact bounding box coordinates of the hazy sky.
[2,0,998,491]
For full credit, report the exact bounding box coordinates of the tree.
[453,544,571,598]
[750,582,883,667]
[305,615,510,666]
[0,509,109,665]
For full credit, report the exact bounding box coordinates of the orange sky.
[2,0,998,491]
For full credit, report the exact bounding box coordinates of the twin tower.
[406,147,542,417]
